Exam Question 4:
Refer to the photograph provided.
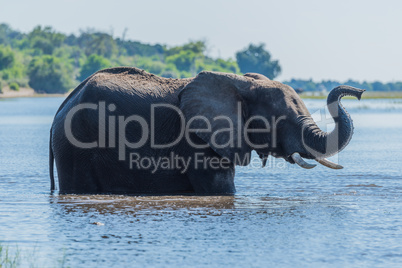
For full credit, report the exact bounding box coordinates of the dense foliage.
[1,24,270,93]
[78,54,111,82]
[0,23,400,94]
[28,55,74,93]
[236,44,281,79]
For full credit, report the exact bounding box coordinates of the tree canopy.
[0,24,247,93]
[236,44,281,79]
[0,45,15,70]
[79,54,111,81]
[28,55,73,93]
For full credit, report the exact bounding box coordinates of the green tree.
[0,46,15,70]
[320,80,341,91]
[361,82,373,91]
[0,23,24,46]
[372,81,389,91]
[284,79,317,91]
[195,57,240,74]
[0,46,27,87]
[215,58,240,73]
[344,79,365,90]
[387,82,402,91]
[28,26,65,55]
[9,82,19,91]
[136,59,165,75]
[28,55,74,93]
[116,39,164,57]
[166,50,198,72]
[165,41,206,57]
[77,31,117,58]
[164,41,207,76]
[235,43,281,79]
[79,54,111,81]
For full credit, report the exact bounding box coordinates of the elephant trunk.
[300,86,365,160]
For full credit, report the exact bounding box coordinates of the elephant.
[49,67,364,194]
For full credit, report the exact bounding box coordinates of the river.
[0,97,401,267]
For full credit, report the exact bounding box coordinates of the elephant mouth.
[290,152,344,170]
[257,152,269,167]
[257,152,287,167]
[257,151,344,170]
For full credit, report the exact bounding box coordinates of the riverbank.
[1,87,402,100]
[0,87,68,99]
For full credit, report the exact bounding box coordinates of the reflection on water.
[52,195,237,214]
[0,97,401,267]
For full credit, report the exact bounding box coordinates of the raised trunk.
[301,86,365,159]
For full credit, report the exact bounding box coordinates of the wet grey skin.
[50,67,364,194]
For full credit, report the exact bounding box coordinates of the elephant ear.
[179,71,251,165]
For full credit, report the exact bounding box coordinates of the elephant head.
[179,71,364,169]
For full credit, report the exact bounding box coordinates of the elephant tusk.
[291,153,317,169]
[316,158,344,169]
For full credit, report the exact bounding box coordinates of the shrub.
[8,77,28,88]
[0,45,15,70]
[1,65,24,80]
[28,55,74,93]
[236,43,281,79]
[9,82,19,91]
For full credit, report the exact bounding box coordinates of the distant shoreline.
[1,87,402,100]
[0,87,69,99]
[299,91,402,99]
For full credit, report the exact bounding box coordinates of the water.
[0,97,401,267]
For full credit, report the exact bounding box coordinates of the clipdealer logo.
[63,101,340,170]
[64,101,286,160]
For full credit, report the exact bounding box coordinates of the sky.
[0,0,401,82]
